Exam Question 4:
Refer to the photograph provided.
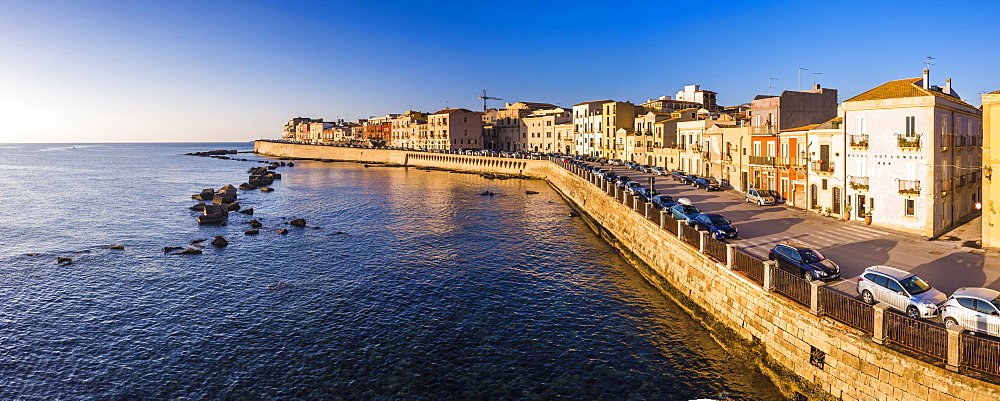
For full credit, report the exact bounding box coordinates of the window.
[905,199,915,216]
[905,116,916,135]
[821,179,828,190]
[857,117,865,134]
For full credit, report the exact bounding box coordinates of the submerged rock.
[260,187,274,192]
[238,208,254,215]
[163,246,183,253]
[276,228,289,235]
[526,190,539,194]
[289,218,306,227]
[249,219,262,228]
[109,245,125,250]
[244,229,259,235]
[56,257,72,265]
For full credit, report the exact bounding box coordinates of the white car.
[608,159,624,166]
[940,287,1000,336]
[857,265,946,320]
[650,167,666,176]
[746,188,776,205]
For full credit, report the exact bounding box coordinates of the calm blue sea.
[0,143,783,400]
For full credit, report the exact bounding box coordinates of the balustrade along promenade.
[255,140,1000,400]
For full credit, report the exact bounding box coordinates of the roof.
[782,123,821,132]
[953,287,1000,300]
[991,90,1000,95]
[573,99,614,106]
[845,77,974,108]
[431,108,475,115]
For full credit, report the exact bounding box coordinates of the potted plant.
[823,207,832,217]
[844,203,852,220]
[864,210,873,225]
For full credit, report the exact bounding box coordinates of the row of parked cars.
[571,158,1000,339]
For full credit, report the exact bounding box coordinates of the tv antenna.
[768,77,779,96]
[812,72,823,86]
[797,67,808,90]
[924,56,935,69]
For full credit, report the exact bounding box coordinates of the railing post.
[614,186,620,201]
[645,203,653,220]
[660,210,670,229]
[726,244,736,269]
[677,220,683,240]
[872,303,891,345]
[632,197,641,211]
[763,261,776,291]
[809,280,827,316]
[699,231,709,253]
[947,325,963,372]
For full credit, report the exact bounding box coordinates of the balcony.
[749,156,776,166]
[848,176,869,190]
[687,143,703,153]
[777,157,806,167]
[849,134,869,148]
[896,134,922,149]
[898,179,921,195]
[810,160,835,173]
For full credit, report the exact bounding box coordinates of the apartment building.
[983,91,1000,247]
[572,100,610,156]
[842,70,982,237]
[523,107,572,153]
[483,102,557,151]
[389,111,428,148]
[601,101,636,159]
[428,108,484,150]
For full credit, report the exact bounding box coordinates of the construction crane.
[478,89,503,112]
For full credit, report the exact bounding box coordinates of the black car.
[693,213,738,239]
[651,195,677,209]
[694,176,722,191]
[768,242,841,281]
[671,170,687,182]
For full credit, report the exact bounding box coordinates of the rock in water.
[249,219,262,228]
[109,245,125,250]
[244,229,259,235]
[164,246,183,253]
[192,239,207,244]
[287,162,294,167]
[260,187,274,192]
[56,257,72,265]
[172,248,203,255]
[238,208,254,215]
[276,228,289,235]
[190,202,207,211]
[526,190,539,194]
[211,236,228,248]
[289,218,306,227]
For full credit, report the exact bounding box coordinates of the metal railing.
[732,250,764,284]
[849,134,869,147]
[810,160,835,173]
[748,156,776,166]
[777,157,806,167]
[884,312,948,362]
[898,179,921,195]
[819,287,874,334]
[662,213,679,234]
[771,267,811,307]
[703,236,728,261]
[962,333,1000,376]
[681,224,701,246]
[896,134,922,149]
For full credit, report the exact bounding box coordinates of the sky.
[1,0,998,143]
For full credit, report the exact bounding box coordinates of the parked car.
[683,173,699,186]
[693,213,738,239]
[635,187,655,202]
[768,242,840,282]
[638,164,652,173]
[940,287,1000,337]
[625,181,643,194]
[651,195,677,209]
[762,189,784,204]
[857,266,946,320]
[669,201,701,226]
[609,159,624,166]
[694,176,722,191]
[671,170,687,182]
[602,171,618,182]
[615,175,632,187]
[650,166,666,176]
[746,188,776,205]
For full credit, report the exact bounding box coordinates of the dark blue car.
[693,213,738,239]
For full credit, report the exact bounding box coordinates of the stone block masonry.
[254,141,1000,400]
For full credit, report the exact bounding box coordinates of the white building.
[572,100,610,156]
[841,70,982,237]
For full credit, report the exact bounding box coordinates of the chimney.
[814,84,821,90]
[945,78,952,94]
[922,69,930,89]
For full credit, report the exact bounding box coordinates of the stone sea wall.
[253,140,1000,400]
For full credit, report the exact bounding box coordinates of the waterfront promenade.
[255,140,1000,400]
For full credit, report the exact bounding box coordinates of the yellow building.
[983,91,1000,247]
[601,101,635,159]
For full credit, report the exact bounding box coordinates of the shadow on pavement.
[735,217,805,238]
[821,238,899,279]
[908,251,986,294]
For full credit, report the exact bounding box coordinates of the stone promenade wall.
[253,141,1000,400]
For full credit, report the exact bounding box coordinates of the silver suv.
[856,266,946,320]
[746,188,775,205]
[940,287,1000,336]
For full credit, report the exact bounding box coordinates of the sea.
[0,143,784,400]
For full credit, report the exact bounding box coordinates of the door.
[885,279,910,313]
[741,172,748,192]
[974,299,1000,336]
[957,297,979,328]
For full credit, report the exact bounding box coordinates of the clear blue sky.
[1,0,997,142]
